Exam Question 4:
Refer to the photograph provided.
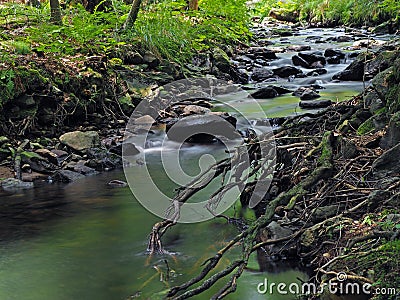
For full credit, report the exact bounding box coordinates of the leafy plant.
[11,41,31,55]
[362,215,374,226]
[0,69,16,107]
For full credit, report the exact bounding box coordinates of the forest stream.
[0,24,398,300]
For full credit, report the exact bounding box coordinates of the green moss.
[118,93,132,106]
[16,68,48,97]
[318,131,333,165]
[271,28,293,36]
[285,185,306,209]
[386,81,400,113]
[357,117,375,135]
[11,41,31,55]
[109,57,123,67]
[20,151,45,161]
[374,107,388,115]
[0,66,49,112]
[85,68,102,79]
[345,239,400,300]
[393,58,400,82]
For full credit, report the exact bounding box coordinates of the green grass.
[0,0,251,65]
[253,0,399,26]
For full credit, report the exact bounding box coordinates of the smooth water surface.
[0,158,307,300]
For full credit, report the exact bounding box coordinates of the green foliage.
[1,0,250,65]
[252,0,275,19]
[0,69,15,108]
[0,66,48,110]
[130,0,251,63]
[344,235,400,300]
[251,0,398,26]
[131,7,194,63]
[380,0,400,19]
[11,41,31,55]
[357,117,375,135]
[362,214,375,226]
[26,4,125,55]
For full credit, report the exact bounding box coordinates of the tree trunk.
[123,0,143,30]
[189,0,198,10]
[82,0,113,13]
[50,0,62,25]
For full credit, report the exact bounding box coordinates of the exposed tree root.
[144,101,400,299]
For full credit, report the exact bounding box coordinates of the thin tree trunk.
[122,0,143,30]
[189,0,198,10]
[50,0,62,25]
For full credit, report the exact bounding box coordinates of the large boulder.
[21,151,58,174]
[299,89,321,100]
[372,65,400,114]
[212,48,231,73]
[268,8,299,23]
[365,50,398,78]
[251,67,274,82]
[324,48,345,59]
[306,69,327,76]
[250,86,279,99]
[260,221,294,258]
[59,131,100,151]
[292,55,310,68]
[332,52,371,81]
[293,87,320,100]
[298,51,326,66]
[334,50,398,81]
[273,66,303,78]
[247,47,278,60]
[166,113,239,143]
[364,89,384,113]
[372,143,400,179]
[380,112,400,149]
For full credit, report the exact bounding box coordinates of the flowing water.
[0,27,395,299]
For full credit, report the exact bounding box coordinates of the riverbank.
[1,14,397,187]
[143,41,400,299]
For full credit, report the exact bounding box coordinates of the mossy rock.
[269,8,299,23]
[0,66,48,111]
[365,50,398,79]
[372,67,394,100]
[271,28,293,37]
[393,58,400,82]
[357,117,375,135]
[109,57,123,67]
[212,47,231,73]
[380,111,400,149]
